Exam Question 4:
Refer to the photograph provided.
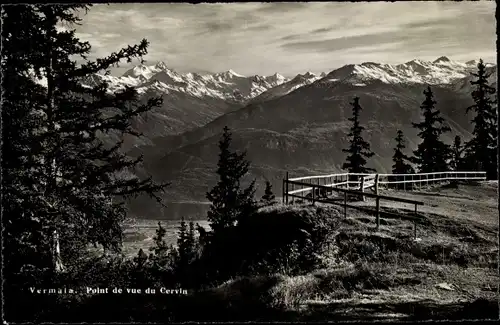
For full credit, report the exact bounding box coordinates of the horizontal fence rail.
[284,171,486,196]
[282,170,486,239]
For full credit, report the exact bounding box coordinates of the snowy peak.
[216,69,246,79]
[252,70,322,103]
[92,63,290,102]
[433,56,451,63]
[292,71,319,82]
[267,72,286,84]
[155,61,168,70]
[323,58,496,86]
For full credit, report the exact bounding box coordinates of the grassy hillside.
[182,182,498,321]
[109,182,499,321]
[19,182,497,322]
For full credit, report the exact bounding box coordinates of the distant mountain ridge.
[88,62,291,103]
[323,57,492,86]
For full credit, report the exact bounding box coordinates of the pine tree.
[450,135,464,172]
[261,180,276,205]
[134,248,148,268]
[342,97,375,174]
[176,218,197,268]
[463,59,498,179]
[177,217,188,266]
[391,130,415,174]
[187,221,197,258]
[206,126,257,233]
[149,222,169,268]
[2,4,169,295]
[411,86,452,173]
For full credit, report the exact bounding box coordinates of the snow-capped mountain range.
[323,56,495,86]
[85,62,292,103]
[82,56,494,104]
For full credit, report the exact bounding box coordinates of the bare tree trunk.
[44,8,65,273]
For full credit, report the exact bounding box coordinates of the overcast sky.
[71,2,497,77]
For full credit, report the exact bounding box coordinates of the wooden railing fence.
[282,171,486,239]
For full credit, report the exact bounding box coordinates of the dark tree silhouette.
[392,130,415,174]
[411,86,451,173]
[261,180,276,205]
[463,59,498,179]
[342,97,375,174]
[2,5,168,316]
[149,222,169,266]
[450,135,465,172]
[176,218,196,268]
[206,126,257,233]
[391,130,415,189]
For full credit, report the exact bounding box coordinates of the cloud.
[281,30,404,53]
[255,2,309,13]
[70,2,496,77]
[310,27,335,34]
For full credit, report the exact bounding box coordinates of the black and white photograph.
[2,1,498,322]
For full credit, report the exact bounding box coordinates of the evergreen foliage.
[2,5,169,314]
[450,135,465,172]
[206,126,258,233]
[463,59,498,179]
[411,86,451,173]
[261,180,276,205]
[342,97,375,174]
[391,130,415,174]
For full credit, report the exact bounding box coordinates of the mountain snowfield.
[252,71,324,103]
[87,62,291,103]
[78,56,495,104]
[322,57,494,86]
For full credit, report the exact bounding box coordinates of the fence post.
[375,197,380,230]
[282,179,285,204]
[375,174,379,196]
[344,191,347,218]
[414,204,418,239]
[311,184,315,206]
[285,172,289,205]
[403,175,406,191]
[360,177,365,202]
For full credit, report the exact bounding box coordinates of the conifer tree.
[261,180,276,205]
[177,218,188,265]
[149,222,169,268]
[411,86,452,173]
[391,130,415,174]
[206,126,257,233]
[2,4,169,296]
[176,218,197,268]
[342,97,375,174]
[450,135,464,172]
[187,221,197,256]
[463,59,498,179]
